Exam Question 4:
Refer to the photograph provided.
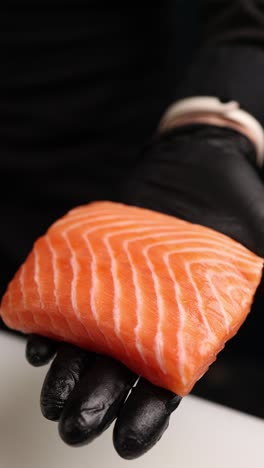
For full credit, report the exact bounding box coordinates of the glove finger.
[113,378,182,459]
[58,356,137,446]
[26,334,58,367]
[40,343,93,421]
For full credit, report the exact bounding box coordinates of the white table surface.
[1,332,264,468]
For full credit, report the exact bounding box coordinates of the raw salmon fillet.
[0,201,263,396]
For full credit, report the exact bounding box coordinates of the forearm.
[173,1,264,126]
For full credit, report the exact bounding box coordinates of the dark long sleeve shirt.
[175,1,264,125]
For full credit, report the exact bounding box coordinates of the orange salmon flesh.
[0,201,263,396]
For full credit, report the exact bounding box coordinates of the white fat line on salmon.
[53,212,171,233]
[179,258,216,339]
[205,272,230,332]
[187,261,235,341]
[226,283,251,298]
[67,207,113,217]
[82,234,115,352]
[33,248,44,310]
[227,285,251,302]
[53,206,261,261]
[215,280,251,328]
[103,228,258,269]
[188,265,228,337]
[175,245,258,267]
[142,249,167,375]
[54,213,125,229]
[31,248,58,330]
[61,231,95,344]
[103,226,177,367]
[18,264,30,329]
[189,259,258,313]
[52,207,259,266]
[240,296,252,309]
[163,255,187,386]
[188,258,254,284]
[123,239,147,366]
[210,271,251,296]
[187,264,251,326]
[215,274,251,310]
[65,204,184,223]
[18,264,40,330]
[33,247,45,311]
[45,236,81,339]
[54,209,169,229]
[149,243,257,269]
[45,236,59,311]
[182,260,215,342]
[57,218,259,268]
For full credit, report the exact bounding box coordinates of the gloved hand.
[26,124,264,459]
[122,124,264,257]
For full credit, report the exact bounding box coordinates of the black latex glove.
[26,124,264,459]
[26,337,181,459]
[122,125,264,257]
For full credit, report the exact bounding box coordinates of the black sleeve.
[173,0,264,126]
